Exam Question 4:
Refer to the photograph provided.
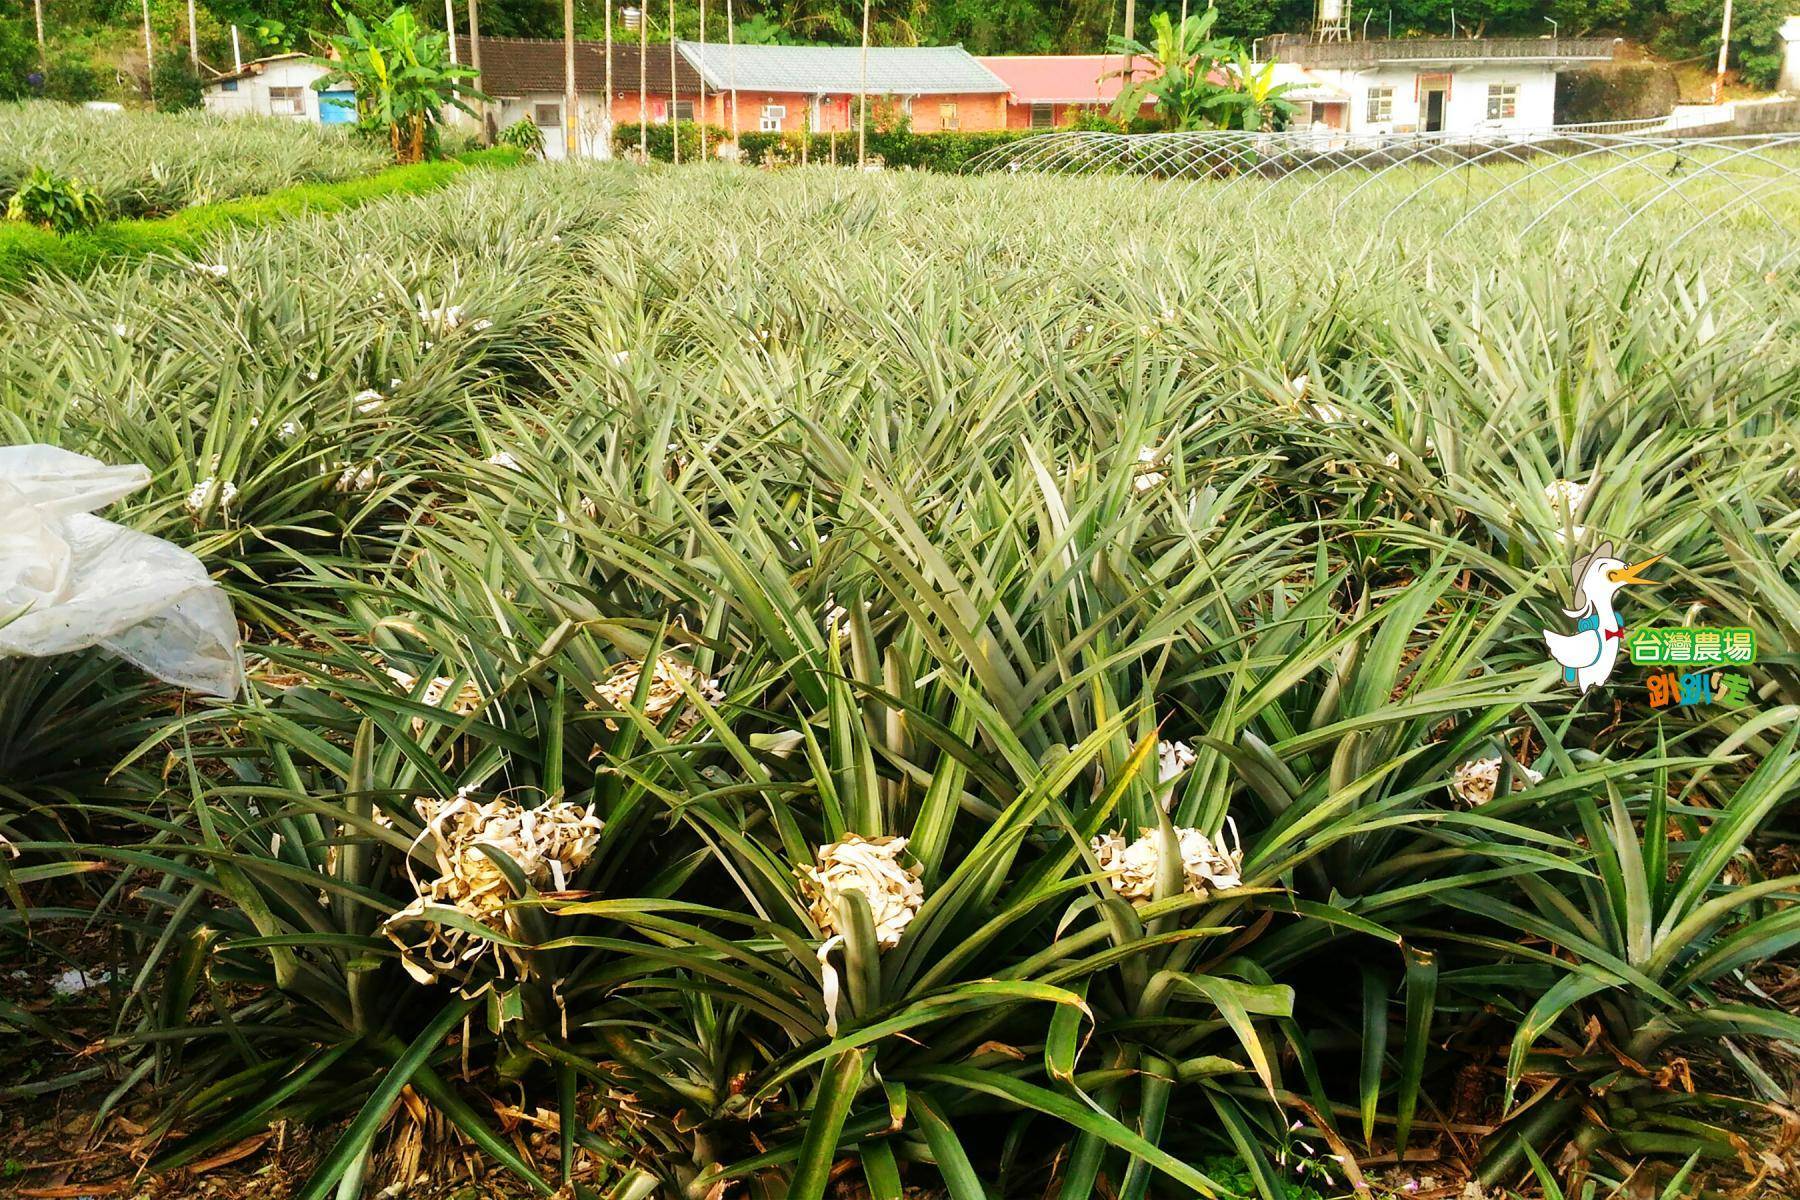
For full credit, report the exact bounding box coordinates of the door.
[1422,88,1445,132]
[318,89,356,124]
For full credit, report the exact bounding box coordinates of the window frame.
[1364,86,1393,124]
[670,99,695,123]
[759,103,786,132]
[268,86,305,115]
[533,101,562,127]
[938,101,959,131]
[1486,83,1518,121]
[1029,102,1054,130]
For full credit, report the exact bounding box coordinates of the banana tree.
[311,6,484,164]
[1106,10,1240,132]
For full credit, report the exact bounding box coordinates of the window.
[221,79,239,92]
[1486,83,1518,120]
[1364,86,1392,124]
[759,103,786,132]
[1029,102,1054,129]
[533,102,561,127]
[268,86,304,116]
[670,100,695,123]
[938,102,958,131]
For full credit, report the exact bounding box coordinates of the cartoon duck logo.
[1541,542,1662,693]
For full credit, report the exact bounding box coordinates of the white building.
[202,54,357,124]
[1258,35,1620,138]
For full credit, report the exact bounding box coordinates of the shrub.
[5,165,106,233]
[613,119,732,163]
[40,51,104,102]
[150,50,204,112]
[497,116,546,157]
[1554,64,1678,123]
[0,17,36,102]
[737,127,1036,171]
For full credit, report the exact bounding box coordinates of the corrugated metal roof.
[677,42,1009,95]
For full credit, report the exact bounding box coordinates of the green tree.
[151,49,204,109]
[310,6,483,163]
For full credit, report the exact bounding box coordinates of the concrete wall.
[1270,61,1560,135]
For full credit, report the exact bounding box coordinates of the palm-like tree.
[1106,9,1237,131]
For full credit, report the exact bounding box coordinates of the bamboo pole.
[604,0,613,157]
[187,0,199,66]
[141,0,154,101]
[33,0,45,70]
[638,4,647,158]
[668,0,679,164]
[565,0,579,158]
[468,0,486,142]
[726,0,737,137]
[856,0,869,168]
[231,25,242,72]
[698,0,707,160]
[1712,0,1734,104]
[443,0,457,117]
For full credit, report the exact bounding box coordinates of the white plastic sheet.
[0,444,241,698]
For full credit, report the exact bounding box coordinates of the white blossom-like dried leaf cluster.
[588,654,724,738]
[383,791,604,986]
[1448,757,1544,807]
[1091,825,1243,904]
[797,834,924,949]
[385,666,483,735]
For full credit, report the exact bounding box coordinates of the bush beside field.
[0,102,392,219]
[0,147,522,289]
[1,163,1798,1197]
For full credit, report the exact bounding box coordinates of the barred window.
[1365,86,1393,123]
[1029,103,1054,129]
[1486,84,1518,120]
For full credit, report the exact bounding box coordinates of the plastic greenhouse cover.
[0,444,242,698]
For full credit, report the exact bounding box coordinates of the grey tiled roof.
[677,42,1009,95]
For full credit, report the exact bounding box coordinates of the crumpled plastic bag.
[0,444,241,698]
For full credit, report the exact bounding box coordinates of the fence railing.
[1261,35,1619,67]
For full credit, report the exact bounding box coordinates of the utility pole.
[565,0,580,159]
[669,0,679,164]
[444,0,458,118]
[188,0,199,66]
[856,0,868,167]
[1712,0,1734,104]
[468,0,486,141]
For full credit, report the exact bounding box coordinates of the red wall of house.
[692,90,1010,136]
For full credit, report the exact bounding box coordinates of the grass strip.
[0,146,524,290]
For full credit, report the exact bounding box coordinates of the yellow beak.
[1607,554,1663,586]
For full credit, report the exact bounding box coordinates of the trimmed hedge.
[737,128,1036,172]
[1554,64,1679,124]
[613,120,732,163]
[0,147,522,290]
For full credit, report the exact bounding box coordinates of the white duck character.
[1541,541,1662,692]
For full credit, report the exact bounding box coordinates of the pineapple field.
[2,158,1798,1200]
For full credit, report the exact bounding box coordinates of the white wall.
[492,93,613,159]
[1781,17,1800,94]
[203,59,339,122]
[1271,61,1562,135]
